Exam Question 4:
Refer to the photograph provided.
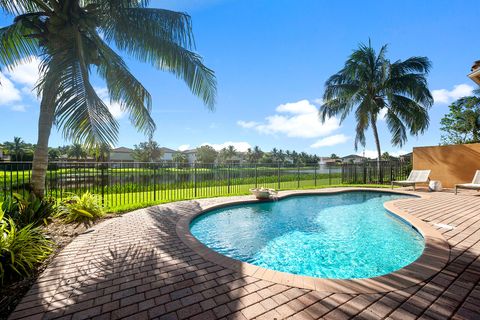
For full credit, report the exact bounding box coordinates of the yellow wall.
[413,143,480,188]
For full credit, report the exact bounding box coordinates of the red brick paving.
[9,188,480,319]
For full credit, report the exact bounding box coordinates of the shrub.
[57,192,105,225]
[0,211,54,283]
[1,193,56,228]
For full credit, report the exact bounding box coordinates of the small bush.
[57,192,104,225]
[0,211,53,283]
[1,193,56,228]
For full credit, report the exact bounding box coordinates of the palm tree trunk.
[371,119,382,183]
[31,98,55,197]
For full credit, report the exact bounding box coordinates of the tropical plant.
[218,145,237,163]
[57,192,104,226]
[381,152,392,160]
[3,137,33,161]
[1,192,56,228]
[48,147,60,160]
[0,1,216,197]
[440,94,480,145]
[195,145,217,164]
[252,146,263,163]
[67,143,87,160]
[90,143,111,162]
[319,41,433,172]
[132,139,163,162]
[172,152,188,164]
[0,211,53,282]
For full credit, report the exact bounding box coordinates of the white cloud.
[95,87,124,119]
[4,57,41,88]
[239,99,341,138]
[11,105,26,112]
[0,73,22,105]
[201,141,252,152]
[357,149,409,159]
[432,84,474,104]
[237,120,259,128]
[178,144,190,151]
[310,134,349,148]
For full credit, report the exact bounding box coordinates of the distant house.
[159,147,176,162]
[468,60,480,85]
[110,147,134,162]
[318,157,340,165]
[183,149,197,164]
[341,154,366,164]
[399,152,412,162]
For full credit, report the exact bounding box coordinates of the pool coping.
[176,188,450,294]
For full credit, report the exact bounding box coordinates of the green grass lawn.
[104,182,393,213]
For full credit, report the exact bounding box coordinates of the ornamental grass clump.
[57,192,105,226]
[0,211,53,283]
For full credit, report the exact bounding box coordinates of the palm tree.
[90,143,111,162]
[0,1,216,197]
[67,143,87,160]
[252,146,263,163]
[319,41,433,174]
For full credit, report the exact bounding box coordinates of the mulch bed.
[0,215,117,319]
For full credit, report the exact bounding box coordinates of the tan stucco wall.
[413,143,480,188]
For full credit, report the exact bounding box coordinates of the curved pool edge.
[176,188,450,294]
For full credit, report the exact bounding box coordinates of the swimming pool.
[190,191,424,279]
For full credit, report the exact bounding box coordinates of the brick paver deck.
[10,188,480,320]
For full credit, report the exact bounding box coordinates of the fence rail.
[0,160,410,209]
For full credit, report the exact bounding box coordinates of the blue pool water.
[190,192,424,279]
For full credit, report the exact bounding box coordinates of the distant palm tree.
[4,137,29,161]
[0,1,216,196]
[320,41,433,173]
[90,143,111,162]
[252,146,263,163]
[219,145,237,164]
[68,143,87,160]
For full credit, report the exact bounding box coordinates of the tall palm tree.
[319,41,433,173]
[0,1,216,196]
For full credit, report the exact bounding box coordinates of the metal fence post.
[363,162,367,184]
[297,163,300,188]
[255,163,258,188]
[328,167,331,185]
[100,164,105,206]
[314,165,317,186]
[194,162,197,197]
[153,164,157,201]
[277,162,281,190]
[227,164,231,194]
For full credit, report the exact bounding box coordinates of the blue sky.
[0,0,478,157]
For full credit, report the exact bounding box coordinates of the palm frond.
[389,94,430,135]
[96,7,216,108]
[37,29,119,146]
[0,21,40,70]
[91,33,155,136]
[384,110,408,146]
[0,0,48,15]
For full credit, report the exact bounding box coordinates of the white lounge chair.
[455,170,480,195]
[391,170,431,191]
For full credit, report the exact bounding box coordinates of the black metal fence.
[341,160,412,184]
[0,160,410,209]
